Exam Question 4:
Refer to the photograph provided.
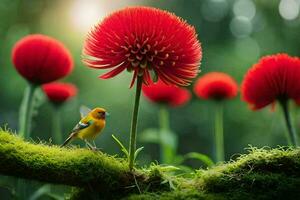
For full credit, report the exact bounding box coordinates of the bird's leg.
[93,140,97,148]
[85,140,102,151]
[92,140,103,151]
[85,140,95,150]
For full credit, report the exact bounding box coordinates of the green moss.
[1,131,300,199]
[125,147,300,200]
[0,130,166,197]
[125,190,226,200]
[193,147,300,200]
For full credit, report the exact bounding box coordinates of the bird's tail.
[60,133,76,147]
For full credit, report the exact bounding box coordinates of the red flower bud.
[12,34,73,84]
[42,82,77,104]
[142,80,191,107]
[194,72,238,100]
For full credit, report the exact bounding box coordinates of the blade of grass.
[112,134,129,159]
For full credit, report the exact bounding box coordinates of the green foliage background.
[1,0,300,185]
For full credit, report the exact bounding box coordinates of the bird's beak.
[105,112,110,117]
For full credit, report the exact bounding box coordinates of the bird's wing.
[80,105,92,118]
[71,118,94,133]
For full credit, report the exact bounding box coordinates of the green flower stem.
[159,106,173,164]
[279,99,298,147]
[19,83,37,139]
[128,75,143,170]
[17,179,27,199]
[52,106,62,144]
[214,102,224,162]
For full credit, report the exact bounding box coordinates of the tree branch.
[0,130,165,198]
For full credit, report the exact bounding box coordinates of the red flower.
[242,53,300,110]
[194,72,238,100]
[142,80,191,107]
[12,34,73,84]
[42,82,77,104]
[83,6,202,87]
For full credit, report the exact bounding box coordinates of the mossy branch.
[125,147,300,200]
[1,130,300,200]
[0,130,166,198]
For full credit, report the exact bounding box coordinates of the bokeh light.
[230,16,252,38]
[279,0,300,20]
[234,37,260,61]
[201,0,229,22]
[69,0,106,33]
[233,0,256,20]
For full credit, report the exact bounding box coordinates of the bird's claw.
[86,143,102,152]
[95,147,103,152]
[90,147,103,152]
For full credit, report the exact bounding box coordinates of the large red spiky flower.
[83,6,202,87]
[194,72,238,101]
[12,34,73,84]
[42,82,77,104]
[242,53,300,110]
[142,80,191,107]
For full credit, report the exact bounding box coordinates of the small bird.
[61,106,108,149]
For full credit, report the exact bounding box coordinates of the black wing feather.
[71,121,93,133]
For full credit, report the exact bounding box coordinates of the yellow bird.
[61,106,108,149]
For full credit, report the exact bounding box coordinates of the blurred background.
[1,0,300,198]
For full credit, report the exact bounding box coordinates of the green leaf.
[140,128,178,164]
[159,165,180,172]
[134,146,144,162]
[160,129,177,150]
[139,128,178,149]
[172,155,185,165]
[176,165,194,173]
[184,152,214,167]
[29,184,51,200]
[45,193,63,200]
[139,128,159,144]
[112,134,129,159]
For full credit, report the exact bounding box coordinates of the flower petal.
[99,65,127,79]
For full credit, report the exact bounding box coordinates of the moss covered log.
[1,130,300,199]
[194,147,300,200]
[125,147,300,200]
[0,130,167,198]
